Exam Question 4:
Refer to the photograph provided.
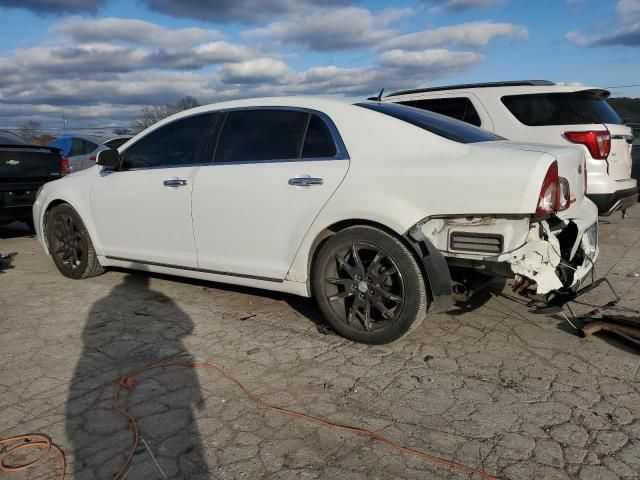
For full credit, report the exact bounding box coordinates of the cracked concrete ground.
[1,214,639,480]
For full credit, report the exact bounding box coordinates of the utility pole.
[62,113,67,132]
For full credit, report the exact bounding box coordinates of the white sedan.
[33,97,599,344]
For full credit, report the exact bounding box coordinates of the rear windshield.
[501,92,622,126]
[0,131,26,145]
[356,102,501,144]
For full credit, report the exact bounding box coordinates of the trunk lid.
[0,146,63,181]
[478,141,586,218]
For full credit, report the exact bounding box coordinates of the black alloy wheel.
[313,226,428,344]
[46,203,104,279]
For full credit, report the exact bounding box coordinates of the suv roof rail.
[385,80,556,98]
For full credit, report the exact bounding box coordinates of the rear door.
[191,108,349,280]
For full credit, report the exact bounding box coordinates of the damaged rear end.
[411,141,599,301]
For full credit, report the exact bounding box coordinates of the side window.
[302,115,337,158]
[69,138,85,157]
[409,97,482,127]
[84,140,99,153]
[122,114,215,169]
[215,110,307,163]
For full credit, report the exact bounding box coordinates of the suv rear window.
[356,102,500,144]
[501,92,622,126]
[397,97,482,127]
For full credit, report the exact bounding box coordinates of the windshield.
[501,91,622,126]
[355,102,502,144]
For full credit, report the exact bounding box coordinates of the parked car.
[630,124,640,195]
[381,80,638,216]
[1,130,69,230]
[48,134,132,172]
[33,97,598,344]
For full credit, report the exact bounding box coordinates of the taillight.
[536,161,560,216]
[564,130,611,160]
[60,155,70,174]
[558,177,570,211]
[89,155,96,161]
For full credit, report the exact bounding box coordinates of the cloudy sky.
[0,0,638,131]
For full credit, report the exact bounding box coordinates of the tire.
[46,203,105,279]
[312,226,428,344]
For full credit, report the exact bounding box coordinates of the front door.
[192,109,349,280]
[91,113,217,267]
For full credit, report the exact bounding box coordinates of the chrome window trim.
[114,107,349,173]
[212,106,349,163]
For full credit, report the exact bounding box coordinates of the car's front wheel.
[312,226,428,344]
[46,203,104,279]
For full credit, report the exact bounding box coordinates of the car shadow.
[0,221,34,239]
[447,278,507,315]
[107,267,336,336]
[65,273,210,479]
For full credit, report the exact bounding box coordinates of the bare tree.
[32,133,56,146]
[18,120,42,143]
[131,96,201,133]
[175,96,200,112]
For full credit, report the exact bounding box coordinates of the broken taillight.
[536,161,560,216]
[558,177,570,211]
[564,130,611,160]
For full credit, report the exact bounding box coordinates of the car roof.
[385,81,611,99]
[144,96,360,130]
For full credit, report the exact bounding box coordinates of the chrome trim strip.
[105,256,284,283]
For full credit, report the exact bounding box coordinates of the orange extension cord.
[0,433,66,478]
[0,361,500,480]
[113,361,500,480]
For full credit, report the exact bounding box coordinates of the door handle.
[163,178,188,187]
[288,176,324,187]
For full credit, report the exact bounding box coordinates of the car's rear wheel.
[46,204,104,279]
[312,226,428,344]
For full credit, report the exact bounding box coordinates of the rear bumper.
[588,186,638,216]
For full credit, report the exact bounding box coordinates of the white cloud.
[56,17,223,49]
[381,21,527,50]
[245,7,412,51]
[0,9,510,129]
[218,58,295,84]
[430,0,503,11]
[617,0,640,16]
[567,22,640,47]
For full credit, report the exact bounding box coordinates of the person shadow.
[65,273,210,479]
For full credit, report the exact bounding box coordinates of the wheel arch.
[305,219,402,287]
[41,198,102,256]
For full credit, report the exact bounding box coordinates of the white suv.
[383,81,637,216]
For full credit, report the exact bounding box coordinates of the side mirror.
[96,149,120,169]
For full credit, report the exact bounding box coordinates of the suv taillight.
[536,161,560,216]
[564,130,611,160]
[60,155,70,174]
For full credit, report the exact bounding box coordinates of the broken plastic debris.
[500,223,562,295]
